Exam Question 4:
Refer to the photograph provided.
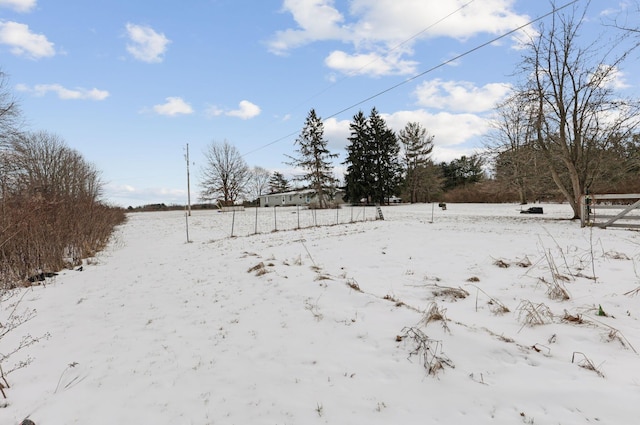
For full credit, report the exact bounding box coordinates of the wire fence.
[209,205,381,239]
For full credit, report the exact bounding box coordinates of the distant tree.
[343,108,402,204]
[200,140,250,205]
[247,166,271,202]
[440,154,484,190]
[287,109,338,208]
[268,171,290,194]
[398,122,435,203]
[488,93,553,204]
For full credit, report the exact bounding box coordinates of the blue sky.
[1,0,638,207]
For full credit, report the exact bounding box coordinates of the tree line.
[0,72,126,289]
[200,3,640,218]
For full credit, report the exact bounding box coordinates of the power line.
[243,0,582,158]
[292,0,478,106]
[242,1,477,159]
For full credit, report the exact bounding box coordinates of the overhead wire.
[242,0,582,158]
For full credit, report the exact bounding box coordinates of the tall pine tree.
[287,109,338,209]
[344,111,371,203]
[343,108,402,204]
[398,122,435,203]
[368,108,401,204]
[267,171,290,194]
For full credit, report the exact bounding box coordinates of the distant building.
[258,189,345,207]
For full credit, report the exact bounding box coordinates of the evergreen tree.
[287,109,338,208]
[368,108,402,204]
[440,154,484,190]
[343,111,371,203]
[343,108,402,204]
[267,171,290,194]
[398,122,434,203]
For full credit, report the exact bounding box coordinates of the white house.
[258,189,345,207]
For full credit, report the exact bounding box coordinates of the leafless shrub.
[538,276,570,301]
[571,351,605,378]
[466,276,480,282]
[0,289,50,398]
[397,327,454,376]
[419,302,450,333]
[516,300,553,331]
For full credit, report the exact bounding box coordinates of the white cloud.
[594,64,630,90]
[269,0,532,76]
[0,0,36,13]
[152,97,193,116]
[414,79,512,113]
[204,105,224,118]
[226,100,261,120]
[269,0,349,54]
[322,108,490,163]
[0,20,55,59]
[125,23,170,63]
[325,50,417,76]
[204,101,261,120]
[17,83,109,100]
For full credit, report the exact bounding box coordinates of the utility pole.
[186,143,192,216]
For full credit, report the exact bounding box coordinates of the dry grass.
[427,284,469,302]
[516,300,554,331]
[397,327,454,376]
[247,262,269,276]
[571,352,605,378]
[419,302,450,333]
[466,284,510,315]
[346,278,362,292]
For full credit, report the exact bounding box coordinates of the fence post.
[231,209,236,237]
[254,206,258,234]
[185,211,190,243]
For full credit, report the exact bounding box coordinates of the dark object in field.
[438,202,447,210]
[520,207,543,214]
[21,419,36,425]
[27,272,58,283]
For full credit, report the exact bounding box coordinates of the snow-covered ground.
[1,203,639,425]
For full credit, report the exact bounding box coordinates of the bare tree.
[247,166,271,202]
[200,140,250,206]
[488,93,559,204]
[0,69,23,148]
[10,131,102,202]
[520,2,640,218]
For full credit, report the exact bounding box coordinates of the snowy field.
[1,203,640,425]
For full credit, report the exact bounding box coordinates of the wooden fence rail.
[580,193,640,229]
